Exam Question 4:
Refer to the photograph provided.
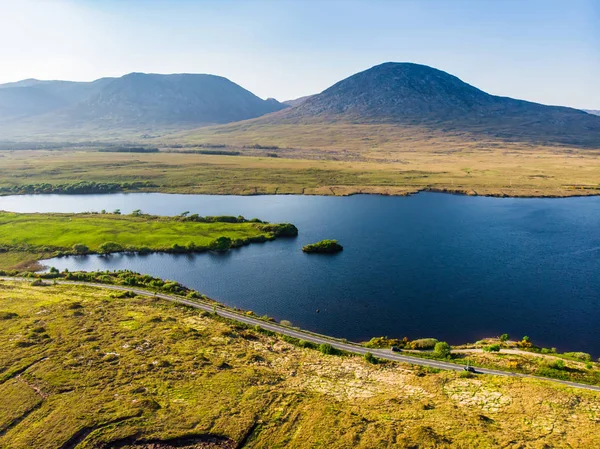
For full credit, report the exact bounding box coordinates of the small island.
[302,239,343,253]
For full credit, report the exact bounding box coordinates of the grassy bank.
[0,212,297,270]
[1,280,599,448]
[363,337,600,386]
[2,147,600,198]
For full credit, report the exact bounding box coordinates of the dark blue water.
[2,192,599,355]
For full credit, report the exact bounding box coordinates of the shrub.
[563,352,592,362]
[544,359,566,370]
[517,336,534,349]
[99,241,124,254]
[364,336,405,349]
[256,223,298,237]
[186,291,202,299]
[318,343,335,355]
[298,340,315,349]
[499,333,509,342]
[279,320,292,327]
[209,236,232,252]
[433,341,451,358]
[364,352,378,364]
[170,243,187,253]
[483,344,501,352]
[409,338,438,350]
[0,311,18,320]
[72,244,89,254]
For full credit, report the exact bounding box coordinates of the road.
[3,277,600,393]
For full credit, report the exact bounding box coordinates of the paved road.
[4,277,600,393]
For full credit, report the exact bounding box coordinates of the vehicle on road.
[391,346,401,352]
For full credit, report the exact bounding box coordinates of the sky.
[0,0,598,108]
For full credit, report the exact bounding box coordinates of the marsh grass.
[1,281,600,448]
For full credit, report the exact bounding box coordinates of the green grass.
[1,281,600,448]
[0,212,295,269]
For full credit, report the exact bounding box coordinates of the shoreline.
[1,275,599,390]
[2,186,600,200]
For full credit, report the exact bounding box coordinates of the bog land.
[1,280,600,449]
[2,129,600,198]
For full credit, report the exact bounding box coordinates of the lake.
[2,192,599,355]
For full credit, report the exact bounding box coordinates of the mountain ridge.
[0,73,286,135]
[0,63,598,147]
[242,62,600,147]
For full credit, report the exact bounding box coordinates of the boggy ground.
[0,281,599,448]
[2,140,600,198]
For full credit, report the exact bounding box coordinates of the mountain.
[0,78,113,122]
[583,109,600,116]
[62,73,286,127]
[259,63,600,147]
[0,73,286,137]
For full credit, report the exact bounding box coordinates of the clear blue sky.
[0,0,598,108]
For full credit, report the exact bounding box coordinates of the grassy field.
[2,145,600,198]
[0,212,294,270]
[0,281,599,449]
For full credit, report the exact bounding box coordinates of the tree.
[113,209,121,215]
[522,336,530,342]
[499,333,509,342]
[131,209,143,216]
[98,242,124,254]
[434,341,451,358]
[72,244,89,254]
[209,236,232,252]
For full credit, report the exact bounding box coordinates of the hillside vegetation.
[0,281,599,448]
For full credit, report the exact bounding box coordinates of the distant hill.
[0,74,286,138]
[0,78,113,122]
[583,109,600,116]
[255,63,600,147]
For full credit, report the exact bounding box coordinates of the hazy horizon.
[0,0,598,109]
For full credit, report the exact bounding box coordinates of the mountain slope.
[584,109,600,116]
[283,95,314,107]
[251,63,600,147]
[0,73,286,138]
[63,73,286,127]
[0,79,114,122]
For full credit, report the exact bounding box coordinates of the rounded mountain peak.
[287,62,494,120]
